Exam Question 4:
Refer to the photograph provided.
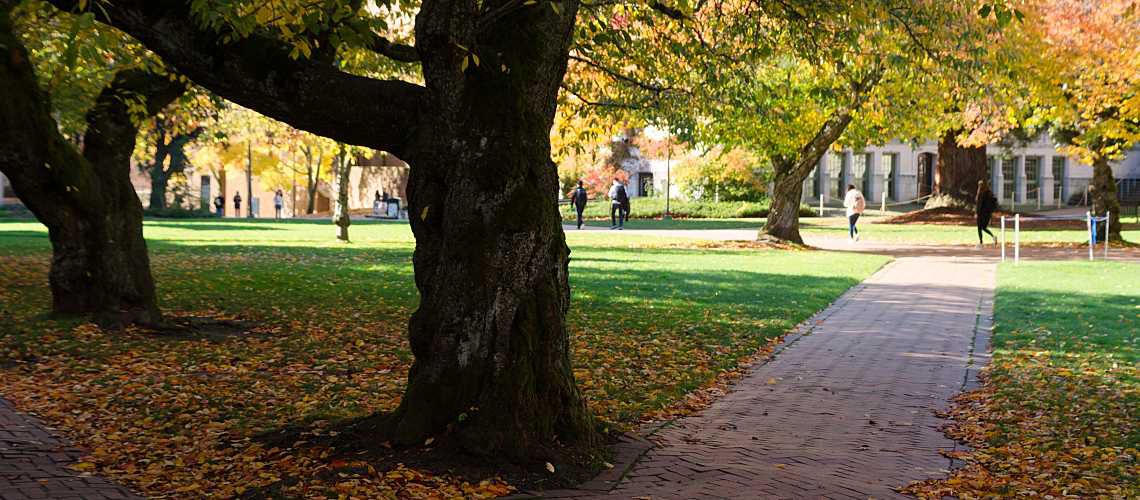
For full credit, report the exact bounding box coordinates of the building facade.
[802,137,1140,208]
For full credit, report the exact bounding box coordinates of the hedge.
[560,197,817,219]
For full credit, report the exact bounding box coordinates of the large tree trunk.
[332,145,351,241]
[0,7,183,325]
[45,0,600,461]
[764,161,809,243]
[927,129,986,209]
[384,0,598,460]
[1091,157,1122,241]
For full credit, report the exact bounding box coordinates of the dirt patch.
[881,207,1086,229]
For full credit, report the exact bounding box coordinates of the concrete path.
[535,256,996,499]
[0,399,140,499]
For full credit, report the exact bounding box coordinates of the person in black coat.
[569,180,588,229]
[976,180,998,247]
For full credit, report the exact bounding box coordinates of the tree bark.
[333,145,351,241]
[927,129,986,208]
[0,6,184,325]
[387,0,598,459]
[51,0,601,460]
[1090,156,1122,241]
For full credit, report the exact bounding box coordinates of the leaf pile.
[905,261,1139,498]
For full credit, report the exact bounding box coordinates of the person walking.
[608,178,628,230]
[975,180,998,248]
[273,189,284,220]
[213,194,224,217]
[233,191,242,216]
[844,184,866,242]
[570,180,589,229]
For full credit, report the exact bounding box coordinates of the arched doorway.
[917,153,936,198]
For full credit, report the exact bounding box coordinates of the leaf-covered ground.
[906,261,1139,498]
[0,219,887,498]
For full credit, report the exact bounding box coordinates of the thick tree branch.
[367,33,420,63]
[45,0,426,157]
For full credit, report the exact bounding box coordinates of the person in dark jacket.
[976,180,998,248]
[569,180,589,229]
[233,191,242,216]
[608,179,628,229]
[213,194,225,217]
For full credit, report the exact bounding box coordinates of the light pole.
[246,142,254,218]
[664,136,672,220]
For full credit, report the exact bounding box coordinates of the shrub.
[144,207,218,219]
[561,197,817,219]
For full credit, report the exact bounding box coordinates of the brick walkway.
[532,256,995,499]
[0,399,140,499]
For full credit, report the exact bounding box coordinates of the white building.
[803,136,1140,208]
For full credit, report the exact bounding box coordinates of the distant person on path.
[273,189,284,220]
[608,178,628,230]
[570,180,589,229]
[233,192,242,216]
[213,194,224,217]
[975,180,998,248]
[844,184,865,242]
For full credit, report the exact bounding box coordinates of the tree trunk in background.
[148,125,202,210]
[333,145,351,241]
[384,0,599,460]
[927,129,986,209]
[764,161,809,243]
[763,108,860,243]
[1091,157,1122,241]
[148,121,171,209]
[0,7,183,325]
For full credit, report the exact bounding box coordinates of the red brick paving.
[0,399,140,499]
[528,257,995,499]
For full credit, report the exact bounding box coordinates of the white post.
[1014,213,1020,265]
[1105,211,1110,258]
[819,196,824,218]
[1000,216,1006,262]
[1087,211,1093,261]
[1036,188,1041,210]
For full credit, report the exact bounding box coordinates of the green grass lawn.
[911,261,1139,498]
[0,218,887,497]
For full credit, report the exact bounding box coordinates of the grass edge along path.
[905,261,1139,498]
[0,220,888,498]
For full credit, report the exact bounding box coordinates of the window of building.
[882,154,896,201]
[852,153,868,196]
[1025,157,1040,202]
[827,153,843,200]
[1052,157,1066,203]
[808,167,820,198]
[1001,158,1016,203]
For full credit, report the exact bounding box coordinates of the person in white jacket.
[843,184,866,241]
